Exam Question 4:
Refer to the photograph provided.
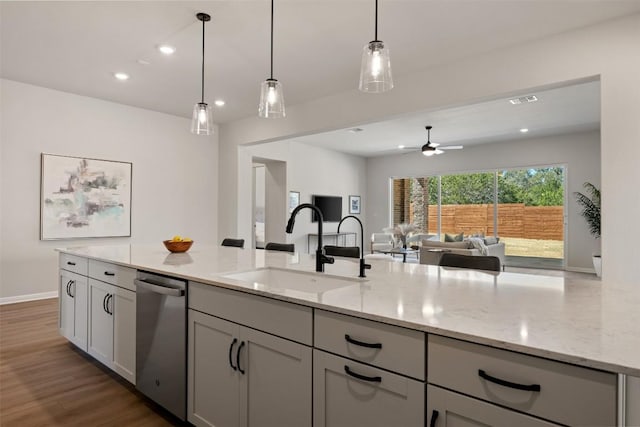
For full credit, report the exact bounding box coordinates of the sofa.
[419,239,506,269]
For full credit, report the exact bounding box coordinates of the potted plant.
[574,182,601,277]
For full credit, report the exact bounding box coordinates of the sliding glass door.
[497,167,564,268]
[392,165,565,269]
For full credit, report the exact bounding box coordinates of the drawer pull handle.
[66,261,76,266]
[478,369,541,392]
[345,334,382,349]
[344,366,382,383]
[228,338,238,371]
[237,341,246,375]
[429,410,439,427]
[104,271,115,276]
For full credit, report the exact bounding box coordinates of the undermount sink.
[221,267,363,294]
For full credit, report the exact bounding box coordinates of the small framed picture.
[289,191,300,213]
[349,195,361,214]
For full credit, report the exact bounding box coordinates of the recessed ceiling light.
[114,72,129,81]
[520,128,529,133]
[137,59,151,66]
[158,45,176,55]
[348,128,364,133]
[398,145,405,149]
[214,100,225,107]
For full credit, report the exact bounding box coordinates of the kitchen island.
[56,244,640,426]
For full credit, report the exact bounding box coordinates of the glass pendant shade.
[191,102,213,135]
[258,79,285,118]
[359,41,393,93]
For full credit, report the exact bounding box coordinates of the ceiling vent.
[509,95,538,105]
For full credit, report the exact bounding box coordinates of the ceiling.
[292,80,601,157]
[1,1,638,124]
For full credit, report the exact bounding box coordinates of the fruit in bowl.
[163,236,193,253]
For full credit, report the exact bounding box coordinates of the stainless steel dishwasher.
[135,271,187,421]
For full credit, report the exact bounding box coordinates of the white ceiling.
[292,80,601,157]
[1,1,638,124]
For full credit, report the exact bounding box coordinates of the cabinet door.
[59,270,88,351]
[59,270,75,341]
[112,286,135,384]
[188,310,241,427]
[239,327,312,427]
[314,349,424,427]
[87,279,114,367]
[427,385,561,427]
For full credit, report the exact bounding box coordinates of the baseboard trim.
[0,291,58,305]
[565,266,596,274]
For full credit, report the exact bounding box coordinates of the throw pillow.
[484,236,498,245]
[444,232,464,242]
[423,240,473,249]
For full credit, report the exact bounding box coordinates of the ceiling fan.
[400,125,464,156]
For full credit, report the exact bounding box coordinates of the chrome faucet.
[337,215,371,278]
[286,203,334,272]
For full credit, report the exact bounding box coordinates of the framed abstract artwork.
[349,195,361,214]
[40,154,132,240]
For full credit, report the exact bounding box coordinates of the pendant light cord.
[270,0,274,80]
[374,0,378,41]
[201,17,205,103]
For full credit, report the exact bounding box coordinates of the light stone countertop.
[57,244,640,377]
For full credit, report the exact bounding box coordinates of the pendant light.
[359,0,393,93]
[258,0,285,118]
[191,13,213,135]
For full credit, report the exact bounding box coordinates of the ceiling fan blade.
[430,142,440,147]
[399,146,421,150]
[440,145,463,150]
[434,149,444,155]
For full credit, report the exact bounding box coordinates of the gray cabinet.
[87,278,136,383]
[428,334,617,426]
[427,385,560,427]
[313,349,424,427]
[313,310,425,427]
[58,254,136,384]
[188,309,312,427]
[59,269,88,351]
[87,278,113,366]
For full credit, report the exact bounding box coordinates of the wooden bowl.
[163,240,193,253]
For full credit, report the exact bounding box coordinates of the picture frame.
[40,153,132,240]
[289,191,300,213]
[349,195,361,214]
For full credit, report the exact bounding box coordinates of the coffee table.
[381,247,418,263]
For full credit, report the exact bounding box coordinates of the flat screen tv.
[311,195,342,222]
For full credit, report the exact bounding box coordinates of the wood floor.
[0,298,181,427]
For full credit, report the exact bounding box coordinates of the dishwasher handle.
[135,279,185,297]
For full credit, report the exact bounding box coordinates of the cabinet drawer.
[59,253,88,276]
[315,310,425,380]
[189,281,312,345]
[89,260,136,291]
[313,349,424,427]
[427,385,561,427]
[427,334,617,426]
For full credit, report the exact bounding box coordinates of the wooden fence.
[425,204,563,241]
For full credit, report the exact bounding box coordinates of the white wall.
[218,14,640,285]
[0,79,218,301]
[367,131,600,271]
[239,141,367,254]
